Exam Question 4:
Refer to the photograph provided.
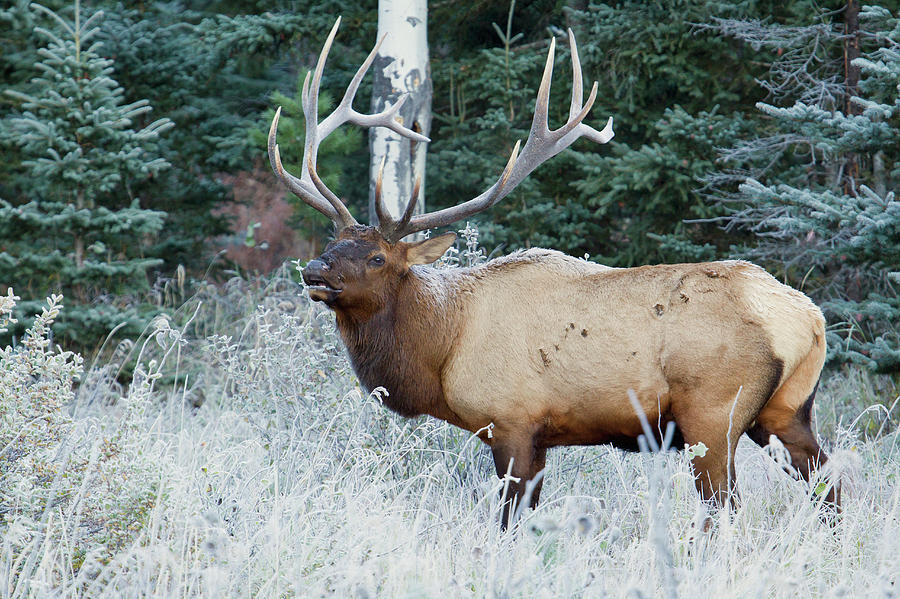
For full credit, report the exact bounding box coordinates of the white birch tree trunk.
[369,0,431,236]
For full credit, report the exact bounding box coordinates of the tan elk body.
[436,252,825,447]
[270,19,839,527]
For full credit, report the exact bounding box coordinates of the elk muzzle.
[302,259,342,303]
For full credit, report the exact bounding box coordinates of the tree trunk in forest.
[74,188,85,269]
[565,0,588,31]
[369,0,431,238]
[843,0,860,115]
[843,0,861,195]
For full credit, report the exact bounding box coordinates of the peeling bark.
[369,0,432,238]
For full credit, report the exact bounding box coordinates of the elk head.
[268,17,613,314]
[300,225,456,316]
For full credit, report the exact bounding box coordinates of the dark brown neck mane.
[333,268,464,425]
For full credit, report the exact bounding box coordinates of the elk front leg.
[491,435,546,529]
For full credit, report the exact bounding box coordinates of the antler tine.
[474,139,522,210]
[568,29,583,120]
[317,30,384,139]
[307,154,358,229]
[564,28,613,145]
[376,154,424,244]
[266,18,351,228]
[302,17,341,174]
[530,36,556,141]
[394,32,613,237]
[555,80,599,140]
[374,155,391,230]
[268,106,340,221]
[382,175,422,243]
[399,176,421,230]
[269,16,434,234]
[317,29,429,144]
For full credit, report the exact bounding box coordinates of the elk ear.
[406,232,457,266]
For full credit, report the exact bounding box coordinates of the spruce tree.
[706,4,900,372]
[424,0,782,263]
[92,4,291,270]
[562,0,799,265]
[0,1,172,348]
[92,2,378,270]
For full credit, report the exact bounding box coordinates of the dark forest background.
[1,0,898,372]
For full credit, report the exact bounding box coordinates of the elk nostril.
[305,259,329,273]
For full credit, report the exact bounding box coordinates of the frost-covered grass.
[1,269,899,598]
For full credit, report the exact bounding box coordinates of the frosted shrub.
[205,279,351,435]
[437,221,487,268]
[2,266,899,596]
[0,288,19,333]
[0,294,83,518]
[0,293,160,591]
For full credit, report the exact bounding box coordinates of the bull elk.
[268,18,840,527]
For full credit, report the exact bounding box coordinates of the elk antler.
[267,17,430,231]
[374,156,421,242]
[269,21,612,242]
[385,29,614,241]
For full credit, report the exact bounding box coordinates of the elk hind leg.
[674,381,774,509]
[675,409,742,509]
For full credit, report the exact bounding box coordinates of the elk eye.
[368,255,385,267]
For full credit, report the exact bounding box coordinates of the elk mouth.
[302,274,342,302]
